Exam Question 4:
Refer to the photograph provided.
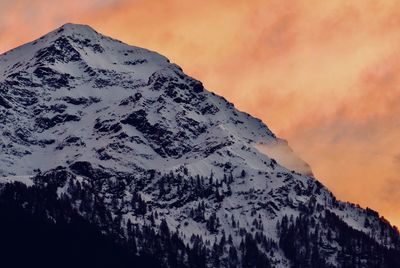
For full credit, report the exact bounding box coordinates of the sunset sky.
[1,0,399,227]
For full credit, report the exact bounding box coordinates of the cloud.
[393,154,400,165]
[380,178,400,227]
[256,139,313,177]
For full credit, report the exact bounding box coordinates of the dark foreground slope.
[1,170,399,268]
[0,182,164,268]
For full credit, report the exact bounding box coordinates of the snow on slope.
[0,175,33,187]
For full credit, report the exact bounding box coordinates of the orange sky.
[1,0,399,227]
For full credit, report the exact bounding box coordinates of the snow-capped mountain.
[0,23,399,268]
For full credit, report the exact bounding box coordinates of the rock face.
[0,23,399,268]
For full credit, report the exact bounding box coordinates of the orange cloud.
[1,0,399,227]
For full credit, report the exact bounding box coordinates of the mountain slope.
[0,23,399,267]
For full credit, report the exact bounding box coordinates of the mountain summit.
[0,22,311,178]
[0,24,399,267]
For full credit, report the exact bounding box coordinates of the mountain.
[0,23,399,268]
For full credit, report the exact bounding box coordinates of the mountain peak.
[54,23,99,38]
[0,23,170,82]
[60,22,94,31]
